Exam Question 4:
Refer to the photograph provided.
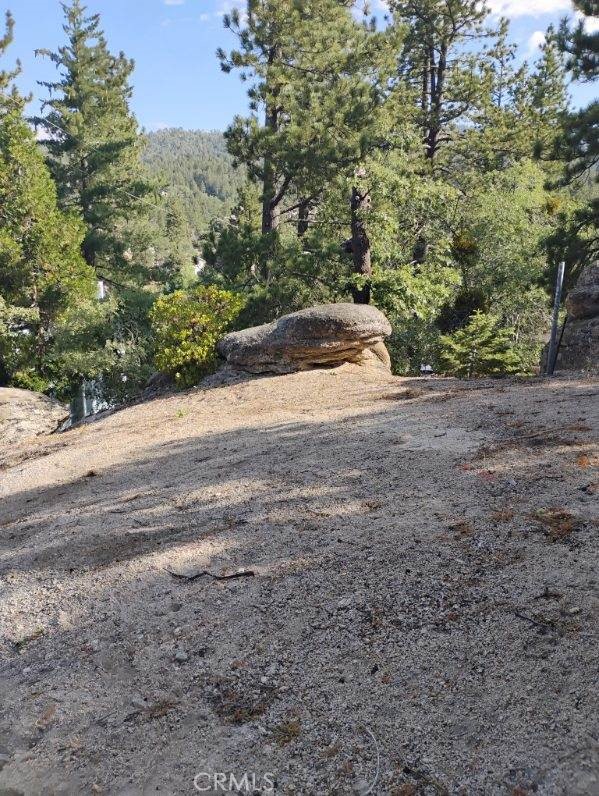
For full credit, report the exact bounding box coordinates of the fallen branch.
[165,567,255,582]
[514,611,555,632]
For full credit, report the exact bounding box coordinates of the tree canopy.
[0,0,596,401]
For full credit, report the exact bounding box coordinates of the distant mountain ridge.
[143,128,244,236]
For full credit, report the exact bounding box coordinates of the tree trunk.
[261,50,281,236]
[297,198,310,237]
[425,41,446,161]
[350,186,372,305]
[261,150,280,235]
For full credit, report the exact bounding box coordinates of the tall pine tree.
[557,0,598,258]
[0,11,95,390]
[219,0,400,301]
[35,0,153,283]
[529,29,569,160]
[389,0,492,164]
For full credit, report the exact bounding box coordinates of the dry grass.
[532,507,581,543]
[271,718,302,747]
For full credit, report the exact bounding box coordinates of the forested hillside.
[143,129,244,236]
[0,0,597,404]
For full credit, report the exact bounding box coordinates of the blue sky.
[8,0,598,133]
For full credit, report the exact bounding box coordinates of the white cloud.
[199,13,211,21]
[487,0,571,17]
[528,30,547,51]
[164,0,185,5]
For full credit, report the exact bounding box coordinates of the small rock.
[174,650,189,663]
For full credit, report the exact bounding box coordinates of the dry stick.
[514,611,555,632]
[164,567,255,582]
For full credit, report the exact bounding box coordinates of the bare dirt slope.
[0,367,598,796]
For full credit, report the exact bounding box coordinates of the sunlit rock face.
[555,264,599,374]
[217,303,392,374]
[0,388,68,445]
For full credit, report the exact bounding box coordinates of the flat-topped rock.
[0,387,68,446]
[217,303,392,374]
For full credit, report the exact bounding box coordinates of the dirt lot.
[0,366,598,795]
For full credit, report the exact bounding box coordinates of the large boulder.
[217,303,392,374]
[0,388,69,446]
[565,263,599,320]
[554,263,599,374]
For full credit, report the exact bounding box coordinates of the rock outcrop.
[0,388,69,446]
[554,263,599,373]
[217,303,392,374]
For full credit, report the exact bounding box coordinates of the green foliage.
[0,0,592,399]
[390,0,491,163]
[0,12,96,390]
[35,0,155,281]
[555,0,598,261]
[49,289,156,402]
[143,129,245,237]
[150,286,245,387]
[29,2,201,400]
[219,0,401,246]
[439,311,522,378]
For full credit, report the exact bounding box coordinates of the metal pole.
[546,261,565,376]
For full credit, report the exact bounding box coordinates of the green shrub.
[150,285,244,387]
[439,311,522,378]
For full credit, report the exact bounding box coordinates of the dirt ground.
[0,366,598,795]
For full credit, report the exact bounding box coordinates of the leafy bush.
[439,311,522,378]
[150,285,244,387]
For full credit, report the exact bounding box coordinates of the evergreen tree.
[439,311,522,377]
[560,0,599,78]
[219,0,401,300]
[556,1,598,258]
[0,11,95,390]
[35,0,153,282]
[529,29,569,159]
[32,1,185,400]
[389,0,492,164]
[460,19,530,171]
[160,195,197,288]
[458,23,567,173]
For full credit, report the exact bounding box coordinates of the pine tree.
[529,28,569,159]
[35,0,153,282]
[218,0,300,237]
[556,1,598,257]
[160,196,197,288]
[439,311,522,377]
[219,0,400,300]
[458,19,529,171]
[457,22,567,174]
[0,11,95,390]
[389,0,491,164]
